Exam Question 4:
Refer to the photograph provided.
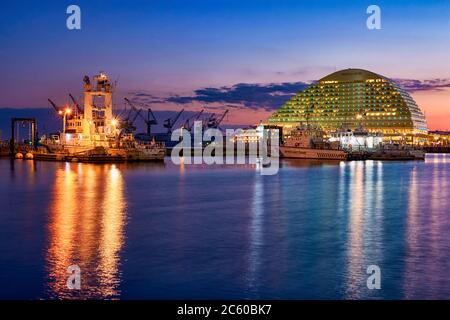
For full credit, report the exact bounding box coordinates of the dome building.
[268,69,428,140]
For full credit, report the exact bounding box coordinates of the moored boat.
[31,72,167,163]
[280,127,347,160]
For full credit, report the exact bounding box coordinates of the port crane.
[48,99,63,114]
[69,94,83,114]
[164,109,184,134]
[124,98,158,135]
[121,98,144,133]
[206,109,229,129]
[141,107,158,135]
[48,98,76,117]
[182,109,204,131]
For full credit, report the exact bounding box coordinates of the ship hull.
[31,145,166,163]
[280,146,347,160]
[109,148,166,161]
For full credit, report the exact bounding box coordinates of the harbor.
[7,73,166,163]
[5,69,448,164]
[3,0,450,304]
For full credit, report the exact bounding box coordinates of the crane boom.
[124,98,158,134]
[131,109,143,124]
[69,94,83,114]
[186,109,204,131]
[207,109,229,129]
[216,110,229,126]
[163,109,184,133]
[48,99,60,113]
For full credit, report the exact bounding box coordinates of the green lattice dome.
[268,68,428,135]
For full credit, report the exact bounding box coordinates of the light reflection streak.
[365,161,383,278]
[47,164,77,298]
[345,161,365,299]
[247,174,264,297]
[404,168,420,299]
[46,164,126,299]
[98,165,126,297]
[404,154,450,298]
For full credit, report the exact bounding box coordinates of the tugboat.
[280,126,347,160]
[35,72,166,162]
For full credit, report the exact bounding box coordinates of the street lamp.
[62,108,72,133]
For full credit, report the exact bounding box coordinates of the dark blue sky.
[1,0,450,128]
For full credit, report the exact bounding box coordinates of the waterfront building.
[230,123,265,143]
[427,131,450,146]
[268,69,428,143]
[329,128,384,151]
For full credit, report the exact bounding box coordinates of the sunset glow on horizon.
[1,0,450,130]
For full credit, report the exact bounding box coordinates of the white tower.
[82,72,114,142]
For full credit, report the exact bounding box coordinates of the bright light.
[112,119,118,126]
[58,110,63,115]
[65,108,72,115]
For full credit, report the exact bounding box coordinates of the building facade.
[268,69,428,138]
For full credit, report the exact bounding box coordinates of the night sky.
[1,0,450,129]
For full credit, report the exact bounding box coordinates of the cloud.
[159,82,310,111]
[126,77,450,116]
[394,78,450,92]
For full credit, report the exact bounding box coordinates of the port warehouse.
[2,68,450,157]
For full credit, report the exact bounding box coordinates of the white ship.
[280,127,347,160]
[329,127,383,151]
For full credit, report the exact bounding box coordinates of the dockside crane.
[144,108,158,135]
[207,109,229,129]
[122,108,143,134]
[183,109,204,131]
[48,99,62,114]
[48,98,75,117]
[124,98,158,135]
[164,109,184,134]
[121,98,144,133]
[69,94,83,114]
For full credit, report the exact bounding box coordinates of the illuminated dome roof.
[319,68,387,82]
[268,68,428,136]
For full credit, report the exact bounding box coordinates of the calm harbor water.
[0,154,449,299]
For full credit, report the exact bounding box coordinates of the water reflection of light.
[47,164,78,298]
[425,153,450,164]
[98,165,125,297]
[46,164,126,299]
[343,161,385,299]
[337,161,347,218]
[345,161,364,299]
[404,168,419,298]
[247,174,264,297]
[179,156,185,175]
[404,158,450,298]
